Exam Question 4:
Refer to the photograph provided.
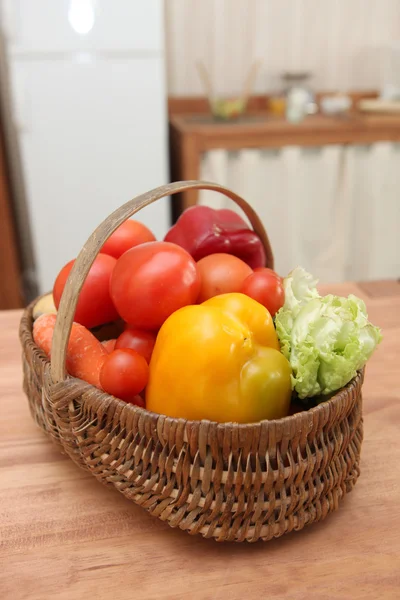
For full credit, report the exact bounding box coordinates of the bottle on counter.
[286,86,310,123]
[281,72,317,123]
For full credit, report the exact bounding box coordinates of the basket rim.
[22,296,364,433]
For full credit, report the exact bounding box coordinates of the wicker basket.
[20,181,364,543]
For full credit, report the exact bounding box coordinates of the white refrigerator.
[1,0,170,294]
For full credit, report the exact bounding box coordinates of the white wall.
[1,0,170,294]
[166,0,400,96]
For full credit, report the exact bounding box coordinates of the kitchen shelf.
[169,94,400,212]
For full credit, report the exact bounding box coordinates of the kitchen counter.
[1,280,400,599]
[170,111,400,149]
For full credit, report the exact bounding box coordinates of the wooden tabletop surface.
[170,112,400,150]
[1,280,400,600]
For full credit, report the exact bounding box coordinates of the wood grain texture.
[1,281,400,599]
[0,120,23,309]
[170,112,400,150]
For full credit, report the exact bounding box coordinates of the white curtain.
[165,0,400,97]
[199,143,400,282]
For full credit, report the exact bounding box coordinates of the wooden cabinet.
[0,120,23,309]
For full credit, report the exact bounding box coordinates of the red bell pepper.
[165,206,266,269]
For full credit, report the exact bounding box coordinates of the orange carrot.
[102,339,116,353]
[33,314,107,388]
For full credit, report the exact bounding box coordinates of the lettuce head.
[275,267,382,399]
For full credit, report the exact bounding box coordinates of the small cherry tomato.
[115,329,157,363]
[240,268,284,316]
[129,395,146,408]
[110,241,201,330]
[101,220,156,259]
[53,253,119,329]
[100,348,149,401]
[196,253,252,303]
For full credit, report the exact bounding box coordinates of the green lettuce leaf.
[275,267,382,399]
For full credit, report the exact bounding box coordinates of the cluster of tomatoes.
[53,217,284,406]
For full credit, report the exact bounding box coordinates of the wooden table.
[1,280,400,600]
[170,111,400,212]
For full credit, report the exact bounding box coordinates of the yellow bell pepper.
[146,293,292,423]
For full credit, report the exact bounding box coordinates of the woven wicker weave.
[20,181,364,543]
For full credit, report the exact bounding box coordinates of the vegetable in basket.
[164,205,266,269]
[146,293,292,423]
[240,267,285,316]
[110,241,200,330]
[196,253,252,302]
[53,253,119,329]
[101,219,155,259]
[275,267,382,399]
[33,313,107,389]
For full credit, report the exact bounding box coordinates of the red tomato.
[100,348,149,401]
[53,253,119,329]
[110,241,201,330]
[115,329,156,363]
[240,268,284,316]
[101,220,156,259]
[196,253,252,303]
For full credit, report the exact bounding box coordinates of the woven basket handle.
[50,180,274,383]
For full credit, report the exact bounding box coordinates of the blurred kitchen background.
[0,0,399,309]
